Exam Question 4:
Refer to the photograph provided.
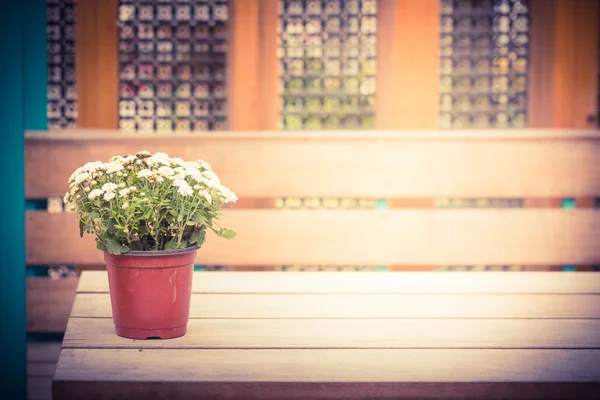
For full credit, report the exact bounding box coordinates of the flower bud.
[123,227,129,233]
[84,187,91,192]
[122,202,129,210]
[70,206,76,211]
[119,182,126,188]
[90,180,98,186]
[140,192,146,196]
[193,184,200,190]
[76,194,81,199]
[129,186,137,192]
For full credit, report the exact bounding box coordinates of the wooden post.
[76,0,119,129]
[227,0,279,131]
[528,0,599,128]
[375,0,440,129]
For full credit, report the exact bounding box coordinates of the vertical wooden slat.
[227,0,259,130]
[375,0,440,129]
[529,0,599,128]
[257,0,280,130]
[527,0,556,128]
[227,0,279,131]
[76,0,119,128]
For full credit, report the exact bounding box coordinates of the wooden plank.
[527,0,556,127]
[375,0,440,128]
[77,271,600,294]
[62,318,600,349]
[553,0,599,128]
[27,277,78,332]
[27,342,62,363]
[75,0,118,128]
[24,130,600,198]
[226,0,259,130]
[26,209,600,265]
[53,348,600,382]
[69,293,600,319]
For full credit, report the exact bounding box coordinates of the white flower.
[172,179,188,188]
[185,168,202,182]
[198,160,211,170]
[122,202,129,210]
[136,150,151,158]
[119,188,130,197]
[158,166,175,177]
[147,153,171,166]
[88,189,104,200]
[129,186,137,192]
[105,162,124,174]
[202,170,220,186]
[178,185,194,196]
[102,183,119,192]
[103,191,116,201]
[171,157,185,166]
[201,191,212,203]
[217,184,238,203]
[138,169,153,178]
[173,167,185,173]
[63,192,71,203]
[184,161,199,169]
[73,172,90,185]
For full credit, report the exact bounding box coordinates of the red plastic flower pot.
[103,246,197,340]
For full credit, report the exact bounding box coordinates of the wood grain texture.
[62,317,600,349]
[375,0,440,128]
[69,293,600,319]
[53,348,600,382]
[27,277,78,332]
[528,0,556,127]
[75,0,118,128]
[24,129,600,198]
[26,209,600,265]
[77,271,600,294]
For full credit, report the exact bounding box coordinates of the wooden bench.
[25,129,600,399]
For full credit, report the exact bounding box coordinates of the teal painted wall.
[0,0,46,398]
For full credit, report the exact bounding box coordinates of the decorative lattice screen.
[118,0,228,133]
[278,0,377,130]
[440,0,530,129]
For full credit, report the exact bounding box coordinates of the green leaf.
[79,219,85,238]
[89,211,100,220]
[219,228,236,239]
[189,229,206,247]
[185,220,197,226]
[177,213,183,223]
[164,237,177,250]
[95,239,105,251]
[169,210,177,216]
[193,212,206,225]
[106,238,129,255]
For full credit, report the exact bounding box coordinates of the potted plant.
[64,151,237,339]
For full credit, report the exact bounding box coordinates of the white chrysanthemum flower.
[172,179,188,188]
[73,172,90,185]
[217,184,238,203]
[178,185,194,196]
[185,168,202,182]
[198,160,211,170]
[171,157,185,166]
[83,161,102,172]
[147,153,171,166]
[202,170,220,186]
[63,192,71,203]
[88,189,104,200]
[122,155,136,165]
[102,183,119,192]
[174,167,185,173]
[136,150,151,158]
[103,191,116,201]
[119,188,130,197]
[158,166,174,177]
[138,169,153,178]
[201,191,212,203]
[105,162,124,174]
[69,167,85,182]
[184,161,199,169]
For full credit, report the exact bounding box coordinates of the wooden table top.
[53,271,600,399]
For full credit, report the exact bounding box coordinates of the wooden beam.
[24,129,600,198]
[26,277,78,332]
[528,0,599,128]
[375,0,440,129]
[75,0,119,128]
[26,209,600,266]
